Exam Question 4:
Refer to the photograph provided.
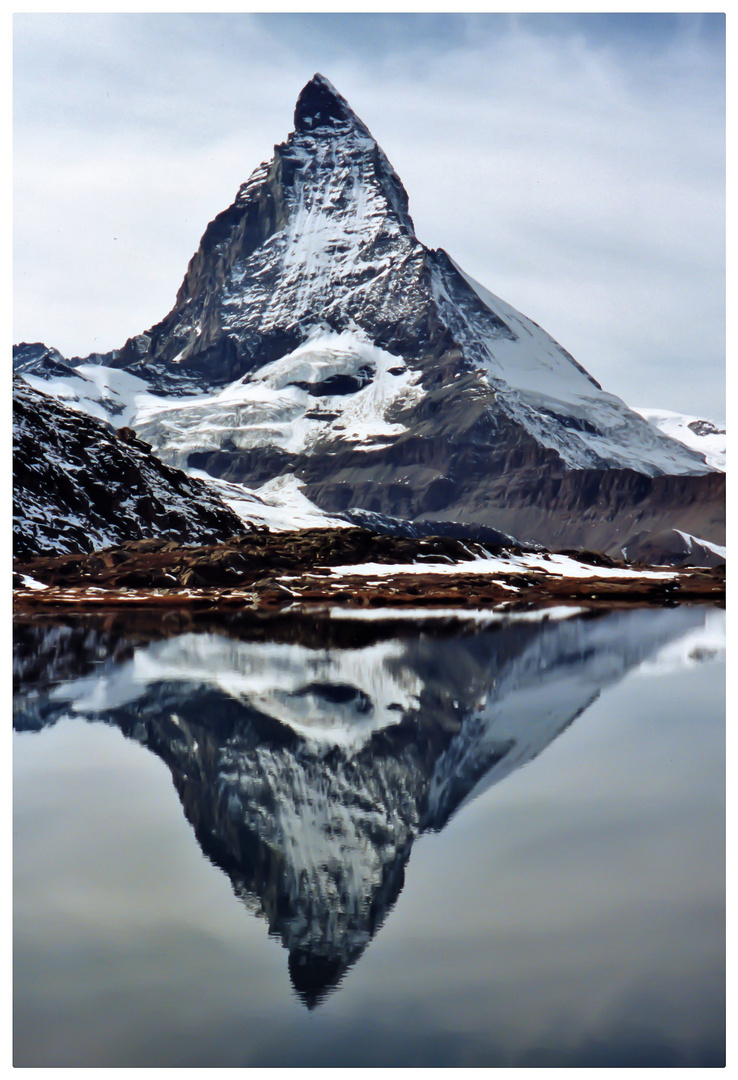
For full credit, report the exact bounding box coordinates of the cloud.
[13,13,725,419]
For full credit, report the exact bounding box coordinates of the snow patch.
[675,530,726,560]
[17,575,49,591]
[189,470,348,532]
[326,551,677,580]
[22,366,150,429]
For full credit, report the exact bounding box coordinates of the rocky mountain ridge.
[13,377,243,558]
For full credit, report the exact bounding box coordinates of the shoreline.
[13,529,724,617]
[13,568,724,618]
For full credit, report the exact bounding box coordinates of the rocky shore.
[13,528,724,616]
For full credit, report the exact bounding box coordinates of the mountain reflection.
[13,605,715,1007]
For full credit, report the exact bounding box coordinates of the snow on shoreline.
[325,551,678,580]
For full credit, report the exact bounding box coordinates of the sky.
[13,12,726,421]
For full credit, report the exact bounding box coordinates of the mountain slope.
[14,74,724,561]
[13,377,244,558]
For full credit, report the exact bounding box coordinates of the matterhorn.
[15,74,724,563]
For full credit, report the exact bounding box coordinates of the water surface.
[13,604,725,1067]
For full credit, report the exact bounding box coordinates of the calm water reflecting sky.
[14,606,725,1066]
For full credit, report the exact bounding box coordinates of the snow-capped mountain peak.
[50,74,712,479]
[13,75,724,562]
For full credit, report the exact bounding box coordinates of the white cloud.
[13,13,725,420]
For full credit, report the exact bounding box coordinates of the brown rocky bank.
[13,528,724,616]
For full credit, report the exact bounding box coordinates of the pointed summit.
[293,73,368,134]
[24,71,721,566]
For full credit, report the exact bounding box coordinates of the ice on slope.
[133,329,423,466]
[437,259,713,476]
[190,471,348,531]
[22,364,150,429]
[632,407,726,471]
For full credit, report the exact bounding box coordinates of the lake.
[13,603,725,1067]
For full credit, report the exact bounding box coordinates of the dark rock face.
[13,377,244,558]
[407,465,726,564]
[13,341,74,379]
[14,74,724,562]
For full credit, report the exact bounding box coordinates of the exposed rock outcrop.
[13,377,244,558]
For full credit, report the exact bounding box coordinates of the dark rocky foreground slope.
[14,75,724,564]
[13,377,243,558]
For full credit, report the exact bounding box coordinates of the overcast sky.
[13,12,726,421]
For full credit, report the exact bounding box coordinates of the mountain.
[14,74,725,562]
[13,604,716,1006]
[632,407,726,472]
[13,376,244,558]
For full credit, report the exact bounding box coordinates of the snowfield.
[133,329,425,466]
[632,407,726,471]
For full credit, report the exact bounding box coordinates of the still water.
[14,604,725,1067]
